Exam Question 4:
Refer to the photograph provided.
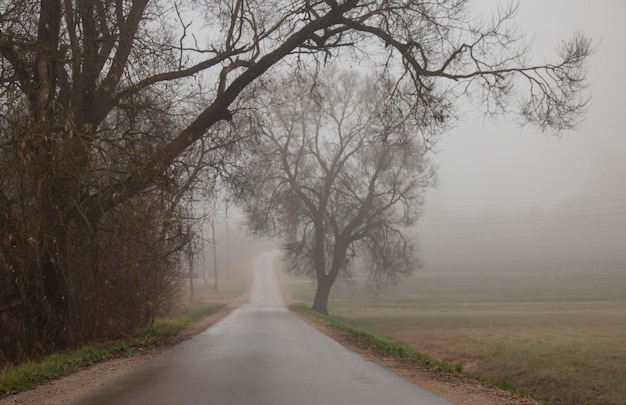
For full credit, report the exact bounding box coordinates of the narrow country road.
[73,251,454,405]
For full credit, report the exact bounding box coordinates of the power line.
[423,193,626,214]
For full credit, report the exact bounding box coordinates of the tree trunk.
[37,254,72,352]
[312,275,333,315]
[311,233,348,315]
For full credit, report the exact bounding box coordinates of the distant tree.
[0,0,591,360]
[237,68,437,314]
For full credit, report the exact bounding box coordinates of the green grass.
[291,304,465,373]
[284,272,626,405]
[0,303,224,396]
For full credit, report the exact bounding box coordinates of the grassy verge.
[290,304,464,373]
[0,303,224,396]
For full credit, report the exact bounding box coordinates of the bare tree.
[236,68,437,314]
[0,0,591,360]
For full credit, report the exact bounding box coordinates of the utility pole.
[211,218,218,290]
[224,205,231,280]
[188,252,194,304]
[202,226,208,286]
[187,224,194,304]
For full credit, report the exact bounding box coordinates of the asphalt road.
[73,250,454,405]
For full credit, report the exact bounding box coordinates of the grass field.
[283,272,626,405]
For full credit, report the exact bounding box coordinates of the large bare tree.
[237,68,438,314]
[0,0,591,360]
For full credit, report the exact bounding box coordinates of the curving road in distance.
[73,250,454,405]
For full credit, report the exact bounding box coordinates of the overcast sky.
[414,0,626,275]
[424,0,626,210]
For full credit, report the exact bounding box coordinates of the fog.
[195,216,278,283]
[418,0,626,276]
[203,1,626,280]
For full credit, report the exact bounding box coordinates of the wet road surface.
[73,250,454,405]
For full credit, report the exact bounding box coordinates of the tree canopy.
[237,68,438,313]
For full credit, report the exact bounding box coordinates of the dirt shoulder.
[0,304,236,405]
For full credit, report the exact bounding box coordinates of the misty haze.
[1,1,624,405]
